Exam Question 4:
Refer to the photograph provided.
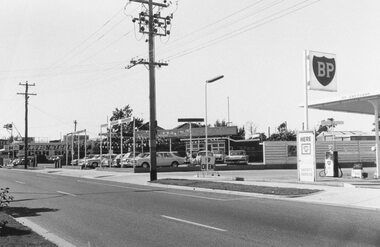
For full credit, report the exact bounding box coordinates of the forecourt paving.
[15,166,380,211]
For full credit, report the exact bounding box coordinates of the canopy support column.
[370,100,380,178]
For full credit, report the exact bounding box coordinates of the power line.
[152,0,280,58]
[46,8,125,70]
[165,0,320,61]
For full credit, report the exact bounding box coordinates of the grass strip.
[0,212,57,246]
[152,179,321,197]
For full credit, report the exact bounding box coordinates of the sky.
[1,0,380,141]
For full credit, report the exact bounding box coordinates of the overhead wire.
[164,0,321,61]
[156,0,284,58]
[41,8,125,75]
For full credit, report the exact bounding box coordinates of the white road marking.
[57,191,77,197]
[161,215,227,232]
[15,181,25,184]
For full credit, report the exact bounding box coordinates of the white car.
[132,152,185,168]
[121,152,141,167]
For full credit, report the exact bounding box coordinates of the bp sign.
[309,51,337,92]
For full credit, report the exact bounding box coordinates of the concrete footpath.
[18,166,380,211]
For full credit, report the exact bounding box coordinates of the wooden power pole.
[17,81,36,169]
[126,0,173,181]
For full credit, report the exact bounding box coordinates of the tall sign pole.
[127,0,173,181]
[304,50,309,130]
[17,81,36,169]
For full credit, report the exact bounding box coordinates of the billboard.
[308,51,337,92]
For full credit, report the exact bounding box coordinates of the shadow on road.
[5,207,59,218]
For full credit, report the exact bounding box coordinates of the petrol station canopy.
[307,91,380,178]
[307,92,380,115]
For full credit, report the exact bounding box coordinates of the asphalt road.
[0,169,379,247]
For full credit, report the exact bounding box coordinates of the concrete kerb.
[13,217,76,247]
[9,167,380,211]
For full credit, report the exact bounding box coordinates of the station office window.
[287,145,297,157]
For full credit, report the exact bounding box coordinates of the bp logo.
[312,56,336,86]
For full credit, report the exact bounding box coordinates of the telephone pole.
[127,0,173,181]
[17,81,36,169]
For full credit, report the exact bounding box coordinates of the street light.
[205,75,224,172]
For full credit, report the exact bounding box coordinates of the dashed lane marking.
[161,215,227,232]
[57,191,77,197]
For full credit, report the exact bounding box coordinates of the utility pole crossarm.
[129,0,169,8]
[126,58,168,69]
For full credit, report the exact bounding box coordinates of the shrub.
[0,188,14,232]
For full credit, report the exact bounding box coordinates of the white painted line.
[161,215,227,232]
[15,181,25,184]
[57,191,77,197]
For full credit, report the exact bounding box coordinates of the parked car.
[111,154,123,167]
[213,150,225,163]
[70,159,79,166]
[82,155,102,169]
[11,157,35,167]
[132,152,185,168]
[121,152,141,167]
[224,150,249,165]
[100,154,117,167]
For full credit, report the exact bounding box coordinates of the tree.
[110,105,144,137]
[231,126,245,140]
[268,122,296,141]
[258,133,267,142]
[214,119,228,127]
[315,118,339,136]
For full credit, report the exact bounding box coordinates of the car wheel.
[93,162,98,167]
[142,162,150,168]
[171,161,179,168]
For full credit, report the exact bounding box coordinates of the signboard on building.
[297,131,316,182]
[308,51,337,92]
[136,126,238,139]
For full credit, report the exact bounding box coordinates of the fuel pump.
[321,145,343,177]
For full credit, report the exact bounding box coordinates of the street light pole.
[205,75,224,172]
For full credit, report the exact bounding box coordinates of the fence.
[263,141,376,166]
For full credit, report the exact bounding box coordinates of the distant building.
[0,139,9,149]
[316,131,375,141]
